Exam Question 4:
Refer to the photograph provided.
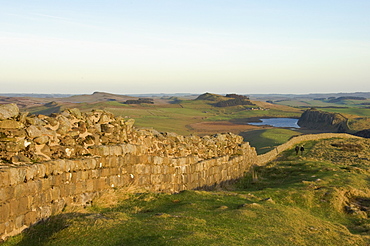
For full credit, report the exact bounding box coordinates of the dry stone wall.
[256,133,362,165]
[0,104,257,240]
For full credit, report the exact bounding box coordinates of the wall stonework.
[0,104,257,240]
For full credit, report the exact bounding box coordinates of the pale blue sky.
[1,0,369,94]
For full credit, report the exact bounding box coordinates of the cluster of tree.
[214,97,255,107]
[123,98,154,104]
[225,94,250,100]
[328,96,366,103]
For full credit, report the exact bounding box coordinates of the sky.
[1,0,370,95]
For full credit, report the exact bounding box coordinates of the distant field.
[10,92,370,151]
[240,128,301,154]
[52,99,302,137]
[274,98,370,108]
[318,107,370,117]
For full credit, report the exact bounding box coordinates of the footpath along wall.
[256,133,362,165]
[0,104,257,240]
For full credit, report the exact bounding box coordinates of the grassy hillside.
[240,128,301,154]
[5,138,370,246]
[273,97,370,108]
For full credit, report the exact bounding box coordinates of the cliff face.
[297,109,349,132]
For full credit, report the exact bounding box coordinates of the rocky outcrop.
[297,108,349,132]
[0,104,19,120]
[354,129,370,138]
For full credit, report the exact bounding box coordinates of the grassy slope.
[274,98,370,108]
[240,128,301,154]
[5,138,370,246]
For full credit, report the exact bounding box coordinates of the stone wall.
[256,133,362,165]
[0,104,257,240]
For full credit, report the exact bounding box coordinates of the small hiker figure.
[295,145,299,155]
[300,146,305,155]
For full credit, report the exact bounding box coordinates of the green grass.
[318,107,370,117]
[98,101,301,136]
[5,138,370,246]
[27,98,302,136]
[274,98,370,109]
[240,128,301,154]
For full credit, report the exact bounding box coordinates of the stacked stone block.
[0,103,257,240]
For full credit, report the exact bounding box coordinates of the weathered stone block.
[80,170,90,180]
[0,120,23,129]
[8,167,26,186]
[14,183,30,198]
[59,183,72,197]
[40,178,51,191]
[51,199,66,214]
[24,211,37,226]
[51,174,64,187]
[26,180,41,196]
[0,222,6,237]
[40,190,52,204]
[86,179,94,192]
[34,135,50,145]
[75,181,84,194]
[50,186,61,201]
[33,164,45,179]
[0,170,10,187]
[93,178,104,191]
[100,168,111,177]
[14,214,25,229]
[82,158,95,170]
[38,206,52,219]
[0,202,10,221]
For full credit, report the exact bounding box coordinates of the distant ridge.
[195,92,228,101]
[0,93,74,98]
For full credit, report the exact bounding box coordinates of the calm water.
[249,118,300,128]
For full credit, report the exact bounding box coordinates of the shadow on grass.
[238,161,327,191]
[11,213,79,246]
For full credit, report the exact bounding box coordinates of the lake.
[248,118,300,128]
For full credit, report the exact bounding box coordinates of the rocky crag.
[297,108,349,132]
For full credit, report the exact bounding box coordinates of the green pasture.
[65,100,302,136]
[274,98,370,108]
[27,96,369,138]
[240,128,301,154]
[5,138,370,246]
[318,107,370,117]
